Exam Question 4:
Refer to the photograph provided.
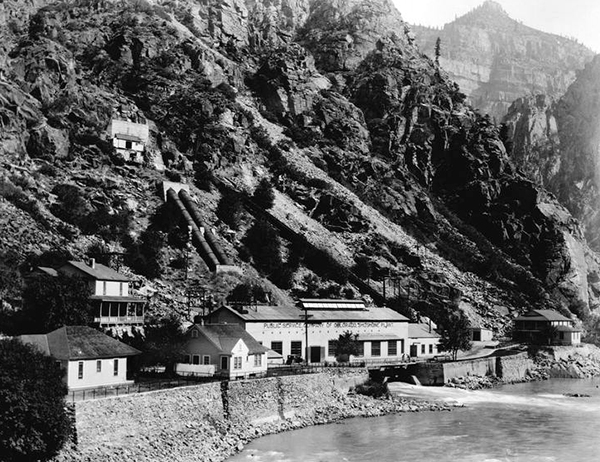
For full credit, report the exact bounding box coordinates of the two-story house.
[514,309,582,345]
[57,260,146,327]
[109,117,149,164]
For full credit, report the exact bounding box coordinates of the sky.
[392,0,600,53]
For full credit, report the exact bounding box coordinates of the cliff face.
[412,0,594,121]
[504,56,600,256]
[0,0,598,333]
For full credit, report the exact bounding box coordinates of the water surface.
[228,379,600,462]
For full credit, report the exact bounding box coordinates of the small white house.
[408,323,441,359]
[181,324,269,379]
[19,326,140,390]
[109,118,149,164]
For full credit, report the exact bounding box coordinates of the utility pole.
[300,306,313,363]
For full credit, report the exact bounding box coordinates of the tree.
[252,178,275,209]
[216,189,243,230]
[21,273,93,334]
[141,313,186,375]
[437,310,472,361]
[0,338,72,461]
[434,37,442,66]
[332,331,361,362]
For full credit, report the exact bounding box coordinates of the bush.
[216,190,244,230]
[125,229,167,279]
[0,338,72,461]
[354,380,390,399]
[252,178,275,209]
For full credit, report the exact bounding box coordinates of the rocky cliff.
[504,56,600,259]
[411,0,594,122]
[0,0,598,335]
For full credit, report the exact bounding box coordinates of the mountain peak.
[480,0,506,13]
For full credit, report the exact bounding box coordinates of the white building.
[109,118,149,163]
[19,326,140,390]
[408,323,441,359]
[52,260,146,327]
[180,324,269,379]
[207,299,410,364]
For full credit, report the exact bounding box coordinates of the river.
[227,379,600,462]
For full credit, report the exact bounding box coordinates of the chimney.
[90,258,96,269]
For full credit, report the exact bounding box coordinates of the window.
[291,341,302,357]
[400,339,405,354]
[191,330,199,338]
[254,354,262,367]
[328,340,337,357]
[372,341,381,357]
[119,283,124,296]
[113,359,119,376]
[233,357,242,369]
[356,342,364,357]
[271,341,283,355]
[96,360,102,373]
[192,355,200,365]
[103,281,107,295]
[388,340,397,356]
[203,355,210,365]
[184,354,191,364]
[559,332,565,340]
[78,361,84,380]
[125,140,132,149]
[429,344,433,354]
[421,344,425,355]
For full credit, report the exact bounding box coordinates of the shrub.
[354,380,390,399]
[216,190,244,230]
[252,178,275,209]
[0,338,72,462]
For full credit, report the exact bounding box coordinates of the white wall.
[228,339,267,378]
[245,321,409,363]
[67,357,131,390]
[113,139,145,152]
[93,281,129,296]
[409,338,439,359]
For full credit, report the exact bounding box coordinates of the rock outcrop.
[412,0,594,121]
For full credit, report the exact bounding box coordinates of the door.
[310,346,321,363]
[473,330,481,341]
[220,356,229,370]
[410,344,418,358]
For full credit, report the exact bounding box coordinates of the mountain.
[411,0,594,121]
[0,0,598,336]
[504,55,600,256]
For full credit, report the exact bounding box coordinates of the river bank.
[54,371,452,462]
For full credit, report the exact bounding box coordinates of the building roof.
[514,309,573,323]
[114,133,142,142]
[214,304,409,323]
[37,266,59,277]
[192,324,269,355]
[299,299,367,310]
[62,261,130,282]
[19,326,140,360]
[408,323,440,339]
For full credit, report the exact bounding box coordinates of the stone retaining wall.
[57,370,370,462]
[497,352,534,382]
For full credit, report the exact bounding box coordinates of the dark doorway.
[410,345,418,357]
[310,346,321,363]
[220,356,229,370]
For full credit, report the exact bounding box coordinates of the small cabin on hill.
[109,117,149,164]
[179,324,269,379]
[513,309,581,346]
[19,326,140,390]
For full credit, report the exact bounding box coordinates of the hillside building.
[408,323,441,359]
[40,260,147,327]
[109,117,149,164]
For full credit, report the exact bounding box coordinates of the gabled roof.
[62,261,130,282]
[213,304,408,323]
[408,323,441,339]
[19,326,140,360]
[514,309,573,323]
[299,299,367,310]
[191,324,269,355]
[114,133,142,142]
